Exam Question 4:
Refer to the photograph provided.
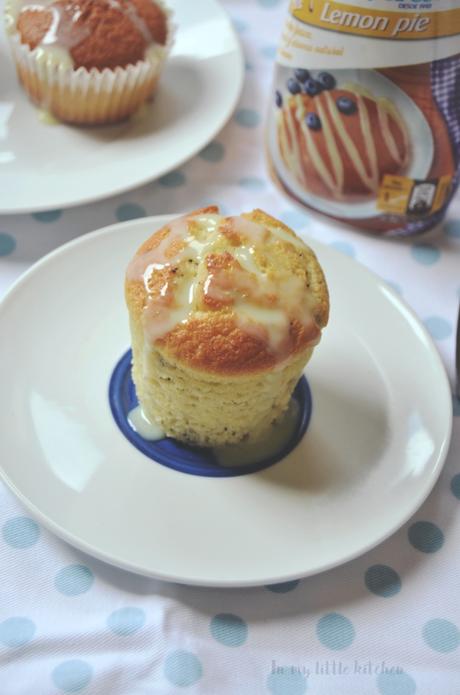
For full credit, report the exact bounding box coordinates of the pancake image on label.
[125,207,329,448]
[275,69,410,202]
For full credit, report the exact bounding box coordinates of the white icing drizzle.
[278,84,409,200]
[128,405,165,440]
[126,212,320,356]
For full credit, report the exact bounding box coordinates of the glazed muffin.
[4,0,172,124]
[125,206,329,447]
[276,72,410,201]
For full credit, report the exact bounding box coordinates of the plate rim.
[0,214,453,587]
[0,1,244,215]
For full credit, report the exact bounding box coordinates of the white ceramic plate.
[269,69,434,219]
[0,0,243,214]
[0,215,452,587]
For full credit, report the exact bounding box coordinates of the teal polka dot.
[239,176,266,191]
[107,607,146,636]
[330,240,356,257]
[266,580,300,593]
[365,565,401,597]
[116,203,146,222]
[232,17,247,33]
[267,668,308,695]
[280,209,309,229]
[261,45,277,59]
[452,394,460,416]
[2,517,40,548]
[377,671,417,695]
[423,619,460,653]
[258,0,282,7]
[410,244,440,265]
[0,233,16,256]
[316,613,355,650]
[52,660,93,693]
[408,521,444,553]
[0,617,36,648]
[210,614,248,647]
[424,316,452,340]
[450,473,460,499]
[445,219,460,238]
[164,650,202,687]
[55,565,94,596]
[199,141,225,163]
[32,209,62,222]
[235,109,261,128]
[159,170,186,187]
[385,281,402,295]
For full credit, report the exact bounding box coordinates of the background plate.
[0,215,452,586]
[0,0,243,213]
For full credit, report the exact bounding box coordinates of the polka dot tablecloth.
[1,1,460,693]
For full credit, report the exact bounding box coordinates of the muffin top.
[13,0,168,69]
[125,207,329,376]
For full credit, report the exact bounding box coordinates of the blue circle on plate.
[109,350,312,478]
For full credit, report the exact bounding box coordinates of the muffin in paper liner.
[4,0,173,125]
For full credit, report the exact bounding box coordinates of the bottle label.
[280,0,460,68]
[268,0,460,236]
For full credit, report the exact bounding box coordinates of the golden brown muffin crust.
[125,207,329,376]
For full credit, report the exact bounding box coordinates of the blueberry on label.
[336,96,357,114]
[294,68,310,83]
[318,72,336,90]
[275,90,282,108]
[306,112,321,130]
[287,78,301,95]
[303,79,322,97]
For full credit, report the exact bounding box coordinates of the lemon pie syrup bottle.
[267,0,460,236]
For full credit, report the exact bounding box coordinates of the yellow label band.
[291,0,460,40]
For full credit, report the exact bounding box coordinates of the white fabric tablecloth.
[1,1,459,693]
